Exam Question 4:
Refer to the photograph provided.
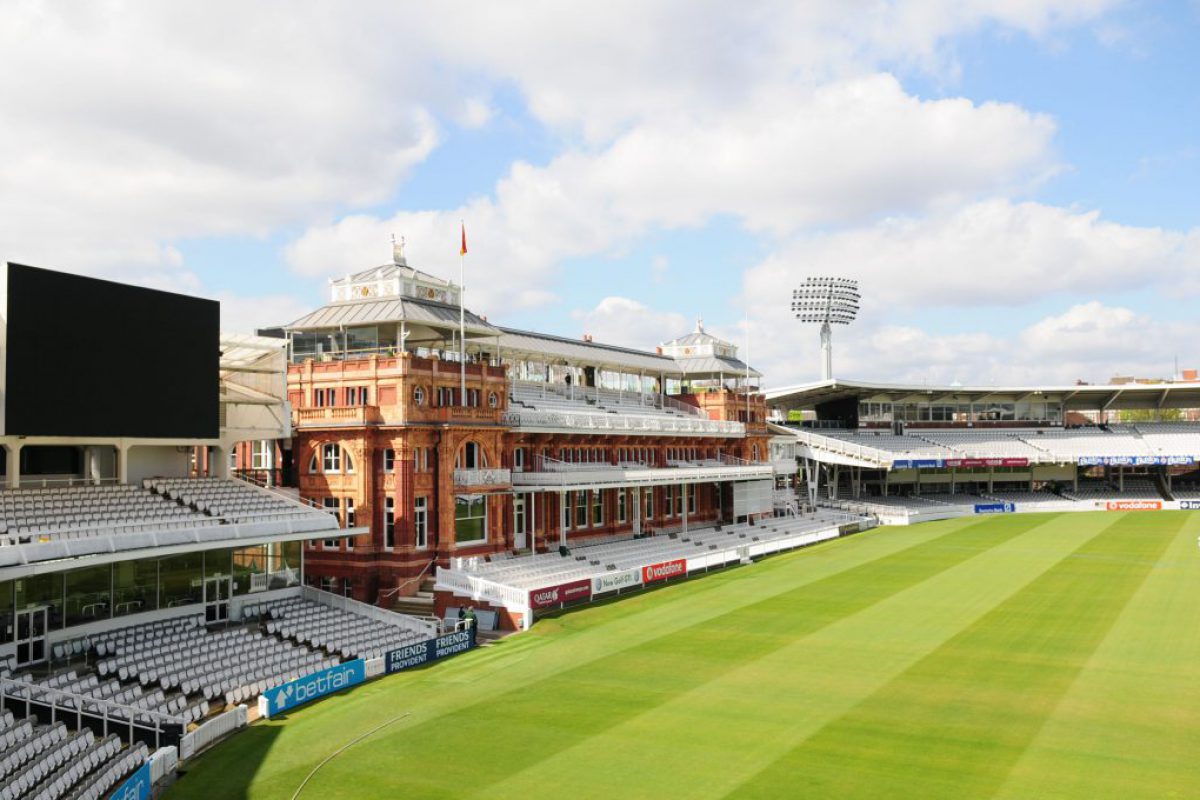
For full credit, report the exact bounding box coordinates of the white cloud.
[746,199,1198,314]
[741,201,1200,388]
[218,292,312,335]
[570,297,690,351]
[0,0,443,283]
[756,301,1198,389]
[289,76,1059,311]
[0,0,1128,337]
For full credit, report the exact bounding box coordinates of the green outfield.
[169,511,1200,799]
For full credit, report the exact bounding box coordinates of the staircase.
[390,576,438,622]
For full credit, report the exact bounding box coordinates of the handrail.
[0,675,188,728]
[377,559,438,603]
[789,429,894,466]
[502,408,744,435]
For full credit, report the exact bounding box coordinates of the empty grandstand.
[0,263,462,798]
[764,379,1200,523]
[436,510,871,626]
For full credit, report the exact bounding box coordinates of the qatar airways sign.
[1105,500,1162,511]
[642,559,687,584]
[529,579,592,609]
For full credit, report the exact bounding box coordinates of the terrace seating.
[821,431,957,460]
[1060,479,1161,501]
[92,617,330,710]
[0,484,214,545]
[148,478,317,522]
[915,432,1048,459]
[1017,428,1155,460]
[261,598,432,661]
[453,512,865,593]
[0,715,149,800]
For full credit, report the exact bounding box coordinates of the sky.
[2,0,1198,389]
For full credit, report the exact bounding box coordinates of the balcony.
[294,405,382,427]
[500,409,744,437]
[511,455,772,489]
[453,468,512,488]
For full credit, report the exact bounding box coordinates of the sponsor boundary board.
[974,502,1016,514]
[1181,500,1200,511]
[592,568,643,595]
[1104,500,1162,512]
[385,627,477,674]
[260,660,365,718]
[529,578,592,610]
[643,559,687,583]
[109,759,151,800]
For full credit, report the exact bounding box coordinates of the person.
[463,605,477,632]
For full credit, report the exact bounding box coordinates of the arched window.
[751,445,760,462]
[455,441,487,470]
[322,443,341,472]
[343,449,355,474]
[488,391,499,409]
[413,386,425,406]
[309,451,319,473]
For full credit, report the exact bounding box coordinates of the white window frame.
[322,497,339,547]
[414,496,428,549]
[513,494,526,537]
[383,448,396,472]
[251,440,273,471]
[322,443,341,473]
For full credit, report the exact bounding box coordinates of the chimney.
[1183,368,1198,382]
[582,333,593,343]
[656,346,663,355]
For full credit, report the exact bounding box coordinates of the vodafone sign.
[529,579,592,609]
[1106,500,1162,511]
[642,559,687,584]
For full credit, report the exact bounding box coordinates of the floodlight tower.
[791,277,860,381]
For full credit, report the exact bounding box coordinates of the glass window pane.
[113,559,157,617]
[234,544,266,597]
[65,564,112,627]
[0,580,13,644]
[159,552,203,610]
[15,573,64,631]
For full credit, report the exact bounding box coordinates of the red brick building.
[244,249,771,605]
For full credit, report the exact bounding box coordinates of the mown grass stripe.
[727,512,1183,800]
[478,512,1110,800]
[289,516,1044,798]
[173,520,982,799]
[992,511,1200,800]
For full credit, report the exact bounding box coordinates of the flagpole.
[459,220,466,405]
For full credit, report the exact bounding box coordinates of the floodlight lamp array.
[790,277,860,325]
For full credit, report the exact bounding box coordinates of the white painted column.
[5,444,21,489]
[215,445,231,479]
[117,444,129,485]
[530,491,537,553]
[682,483,688,535]
[633,486,642,535]
[559,490,567,547]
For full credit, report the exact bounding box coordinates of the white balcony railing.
[501,409,744,436]
[452,468,512,487]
